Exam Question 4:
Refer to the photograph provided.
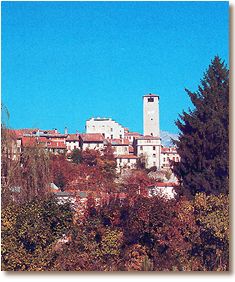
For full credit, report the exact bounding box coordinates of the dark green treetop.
[173,56,229,196]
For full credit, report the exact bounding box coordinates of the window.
[120,135,122,139]
[153,161,156,166]
[102,133,105,137]
[148,97,154,102]
[150,133,153,136]
[128,159,130,163]
[97,143,100,147]
[140,146,143,150]
[153,154,156,158]
[111,128,113,132]
[153,146,156,150]
[111,134,113,139]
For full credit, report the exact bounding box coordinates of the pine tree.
[173,56,229,196]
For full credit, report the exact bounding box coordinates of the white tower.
[143,93,160,137]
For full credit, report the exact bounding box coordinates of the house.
[134,135,161,169]
[124,131,143,145]
[79,133,104,150]
[105,138,129,156]
[146,182,178,199]
[66,134,80,153]
[115,154,139,173]
[160,146,180,169]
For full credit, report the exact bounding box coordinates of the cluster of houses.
[12,119,180,173]
[9,94,180,200]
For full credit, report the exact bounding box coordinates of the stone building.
[143,93,160,137]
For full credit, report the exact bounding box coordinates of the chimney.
[65,127,68,135]
[54,128,58,134]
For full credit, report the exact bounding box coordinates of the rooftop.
[136,135,161,140]
[80,133,104,142]
[115,154,139,159]
[143,93,159,98]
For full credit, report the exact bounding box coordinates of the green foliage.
[174,56,229,196]
[193,193,229,271]
[1,197,73,271]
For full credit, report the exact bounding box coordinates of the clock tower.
[143,93,160,137]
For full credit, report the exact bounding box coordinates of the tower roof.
[143,93,159,98]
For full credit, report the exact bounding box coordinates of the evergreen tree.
[173,56,229,196]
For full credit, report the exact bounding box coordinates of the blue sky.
[1,1,229,134]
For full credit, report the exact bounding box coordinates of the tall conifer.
[173,56,229,196]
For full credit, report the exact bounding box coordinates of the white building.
[115,155,139,173]
[86,117,125,139]
[134,136,161,169]
[147,182,178,199]
[160,146,180,169]
[66,134,80,153]
[105,138,129,156]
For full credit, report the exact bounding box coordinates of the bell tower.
[143,93,160,137]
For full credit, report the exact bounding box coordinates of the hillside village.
[9,94,180,199]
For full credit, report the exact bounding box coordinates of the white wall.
[136,138,161,169]
[86,118,125,139]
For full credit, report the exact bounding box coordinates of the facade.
[143,93,160,137]
[160,146,180,169]
[115,155,139,172]
[105,138,129,156]
[134,136,161,169]
[79,133,104,150]
[86,117,125,139]
[124,131,143,145]
[66,134,80,153]
[147,182,178,199]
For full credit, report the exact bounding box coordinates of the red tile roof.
[66,134,80,141]
[125,132,143,137]
[21,136,38,147]
[115,154,139,159]
[80,133,104,142]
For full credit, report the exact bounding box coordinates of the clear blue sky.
[2,1,229,134]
